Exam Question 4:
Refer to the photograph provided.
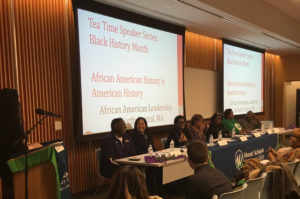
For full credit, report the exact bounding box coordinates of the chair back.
[294,161,300,185]
[95,148,103,177]
[161,138,168,149]
[286,159,299,173]
[260,172,272,199]
[219,183,248,199]
[244,172,267,199]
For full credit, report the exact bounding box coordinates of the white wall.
[283,81,300,127]
[184,67,221,119]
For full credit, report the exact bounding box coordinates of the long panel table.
[115,148,193,184]
[209,134,277,178]
[115,133,278,184]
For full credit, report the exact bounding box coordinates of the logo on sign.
[235,150,244,170]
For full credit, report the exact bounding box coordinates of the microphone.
[36,109,61,117]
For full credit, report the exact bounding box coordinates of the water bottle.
[148,145,154,156]
[170,140,174,151]
[218,130,222,139]
[261,123,265,134]
[231,128,236,138]
[269,123,273,131]
[209,134,214,144]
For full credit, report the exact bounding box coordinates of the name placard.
[218,140,228,146]
[253,133,261,138]
[274,128,280,133]
[267,129,273,134]
[240,136,248,142]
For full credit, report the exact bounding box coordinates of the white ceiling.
[94,0,300,55]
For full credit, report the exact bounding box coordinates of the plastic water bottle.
[218,130,222,139]
[261,123,265,134]
[170,140,174,151]
[209,134,214,144]
[269,123,273,131]
[148,145,154,156]
[232,128,236,138]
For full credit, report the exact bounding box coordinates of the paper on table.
[218,140,228,146]
[240,136,248,142]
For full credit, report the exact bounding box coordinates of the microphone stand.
[24,114,48,199]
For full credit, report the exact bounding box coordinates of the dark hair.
[210,113,223,124]
[224,109,233,119]
[190,114,203,126]
[111,117,124,130]
[107,165,149,199]
[0,88,24,160]
[187,140,208,164]
[246,111,253,116]
[134,117,149,133]
[174,115,186,125]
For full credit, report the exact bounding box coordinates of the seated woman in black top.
[165,115,189,148]
[128,117,156,155]
[206,113,228,140]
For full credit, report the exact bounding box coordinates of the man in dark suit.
[185,140,232,199]
[100,118,136,178]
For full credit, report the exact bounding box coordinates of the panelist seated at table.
[165,115,189,148]
[222,109,244,134]
[238,111,261,132]
[107,165,162,199]
[205,113,229,140]
[100,118,136,178]
[268,128,300,162]
[185,141,232,199]
[127,117,156,155]
[186,114,206,143]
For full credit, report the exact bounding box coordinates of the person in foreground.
[100,118,136,178]
[222,109,244,134]
[107,165,162,199]
[185,140,232,199]
[128,117,156,155]
[165,115,189,148]
[238,111,261,132]
[268,128,300,162]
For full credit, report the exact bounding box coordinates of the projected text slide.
[77,9,183,134]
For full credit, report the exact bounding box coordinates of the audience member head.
[174,115,186,130]
[107,165,149,199]
[224,109,234,120]
[187,140,209,169]
[246,111,255,120]
[210,113,223,125]
[190,114,204,129]
[111,118,126,137]
[290,130,300,148]
[134,117,148,135]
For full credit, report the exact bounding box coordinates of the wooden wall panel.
[185,31,222,71]
[274,54,300,126]
[264,53,276,121]
[0,0,16,89]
